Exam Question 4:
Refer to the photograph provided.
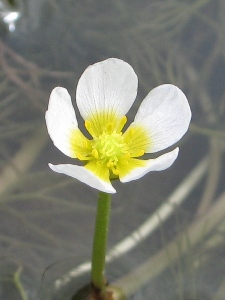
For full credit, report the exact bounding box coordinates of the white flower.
[45,58,191,193]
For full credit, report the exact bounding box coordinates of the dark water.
[0,0,225,299]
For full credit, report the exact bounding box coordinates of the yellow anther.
[85,120,95,136]
[130,149,145,158]
[107,161,114,168]
[77,153,85,160]
[117,116,127,132]
[112,168,119,175]
[76,152,92,161]
[92,149,99,159]
[137,149,145,157]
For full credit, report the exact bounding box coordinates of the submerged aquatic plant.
[45,58,191,193]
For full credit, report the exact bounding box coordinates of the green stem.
[91,192,111,291]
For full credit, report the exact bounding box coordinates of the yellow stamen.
[131,149,145,157]
[112,168,119,175]
[85,120,95,137]
[107,161,114,168]
[92,149,99,159]
[77,153,90,160]
[117,116,127,132]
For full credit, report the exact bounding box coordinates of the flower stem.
[91,192,111,291]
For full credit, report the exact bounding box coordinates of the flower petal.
[120,148,179,183]
[131,84,191,153]
[49,163,116,193]
[46,87,79,158]
[76,58,138,121]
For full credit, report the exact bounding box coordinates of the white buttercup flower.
[45,58,191,193]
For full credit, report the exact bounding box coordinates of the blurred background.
[0,0,225,299]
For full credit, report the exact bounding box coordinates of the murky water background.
[0,0,225,299]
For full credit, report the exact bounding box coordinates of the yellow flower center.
[69,112,150,180]
[91,130,129,175]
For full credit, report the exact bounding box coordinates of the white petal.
[45,87,78,157]
[121,148,179,183]
[132,84,191,153]
[49,163,116,193]
[76,58,138,120]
